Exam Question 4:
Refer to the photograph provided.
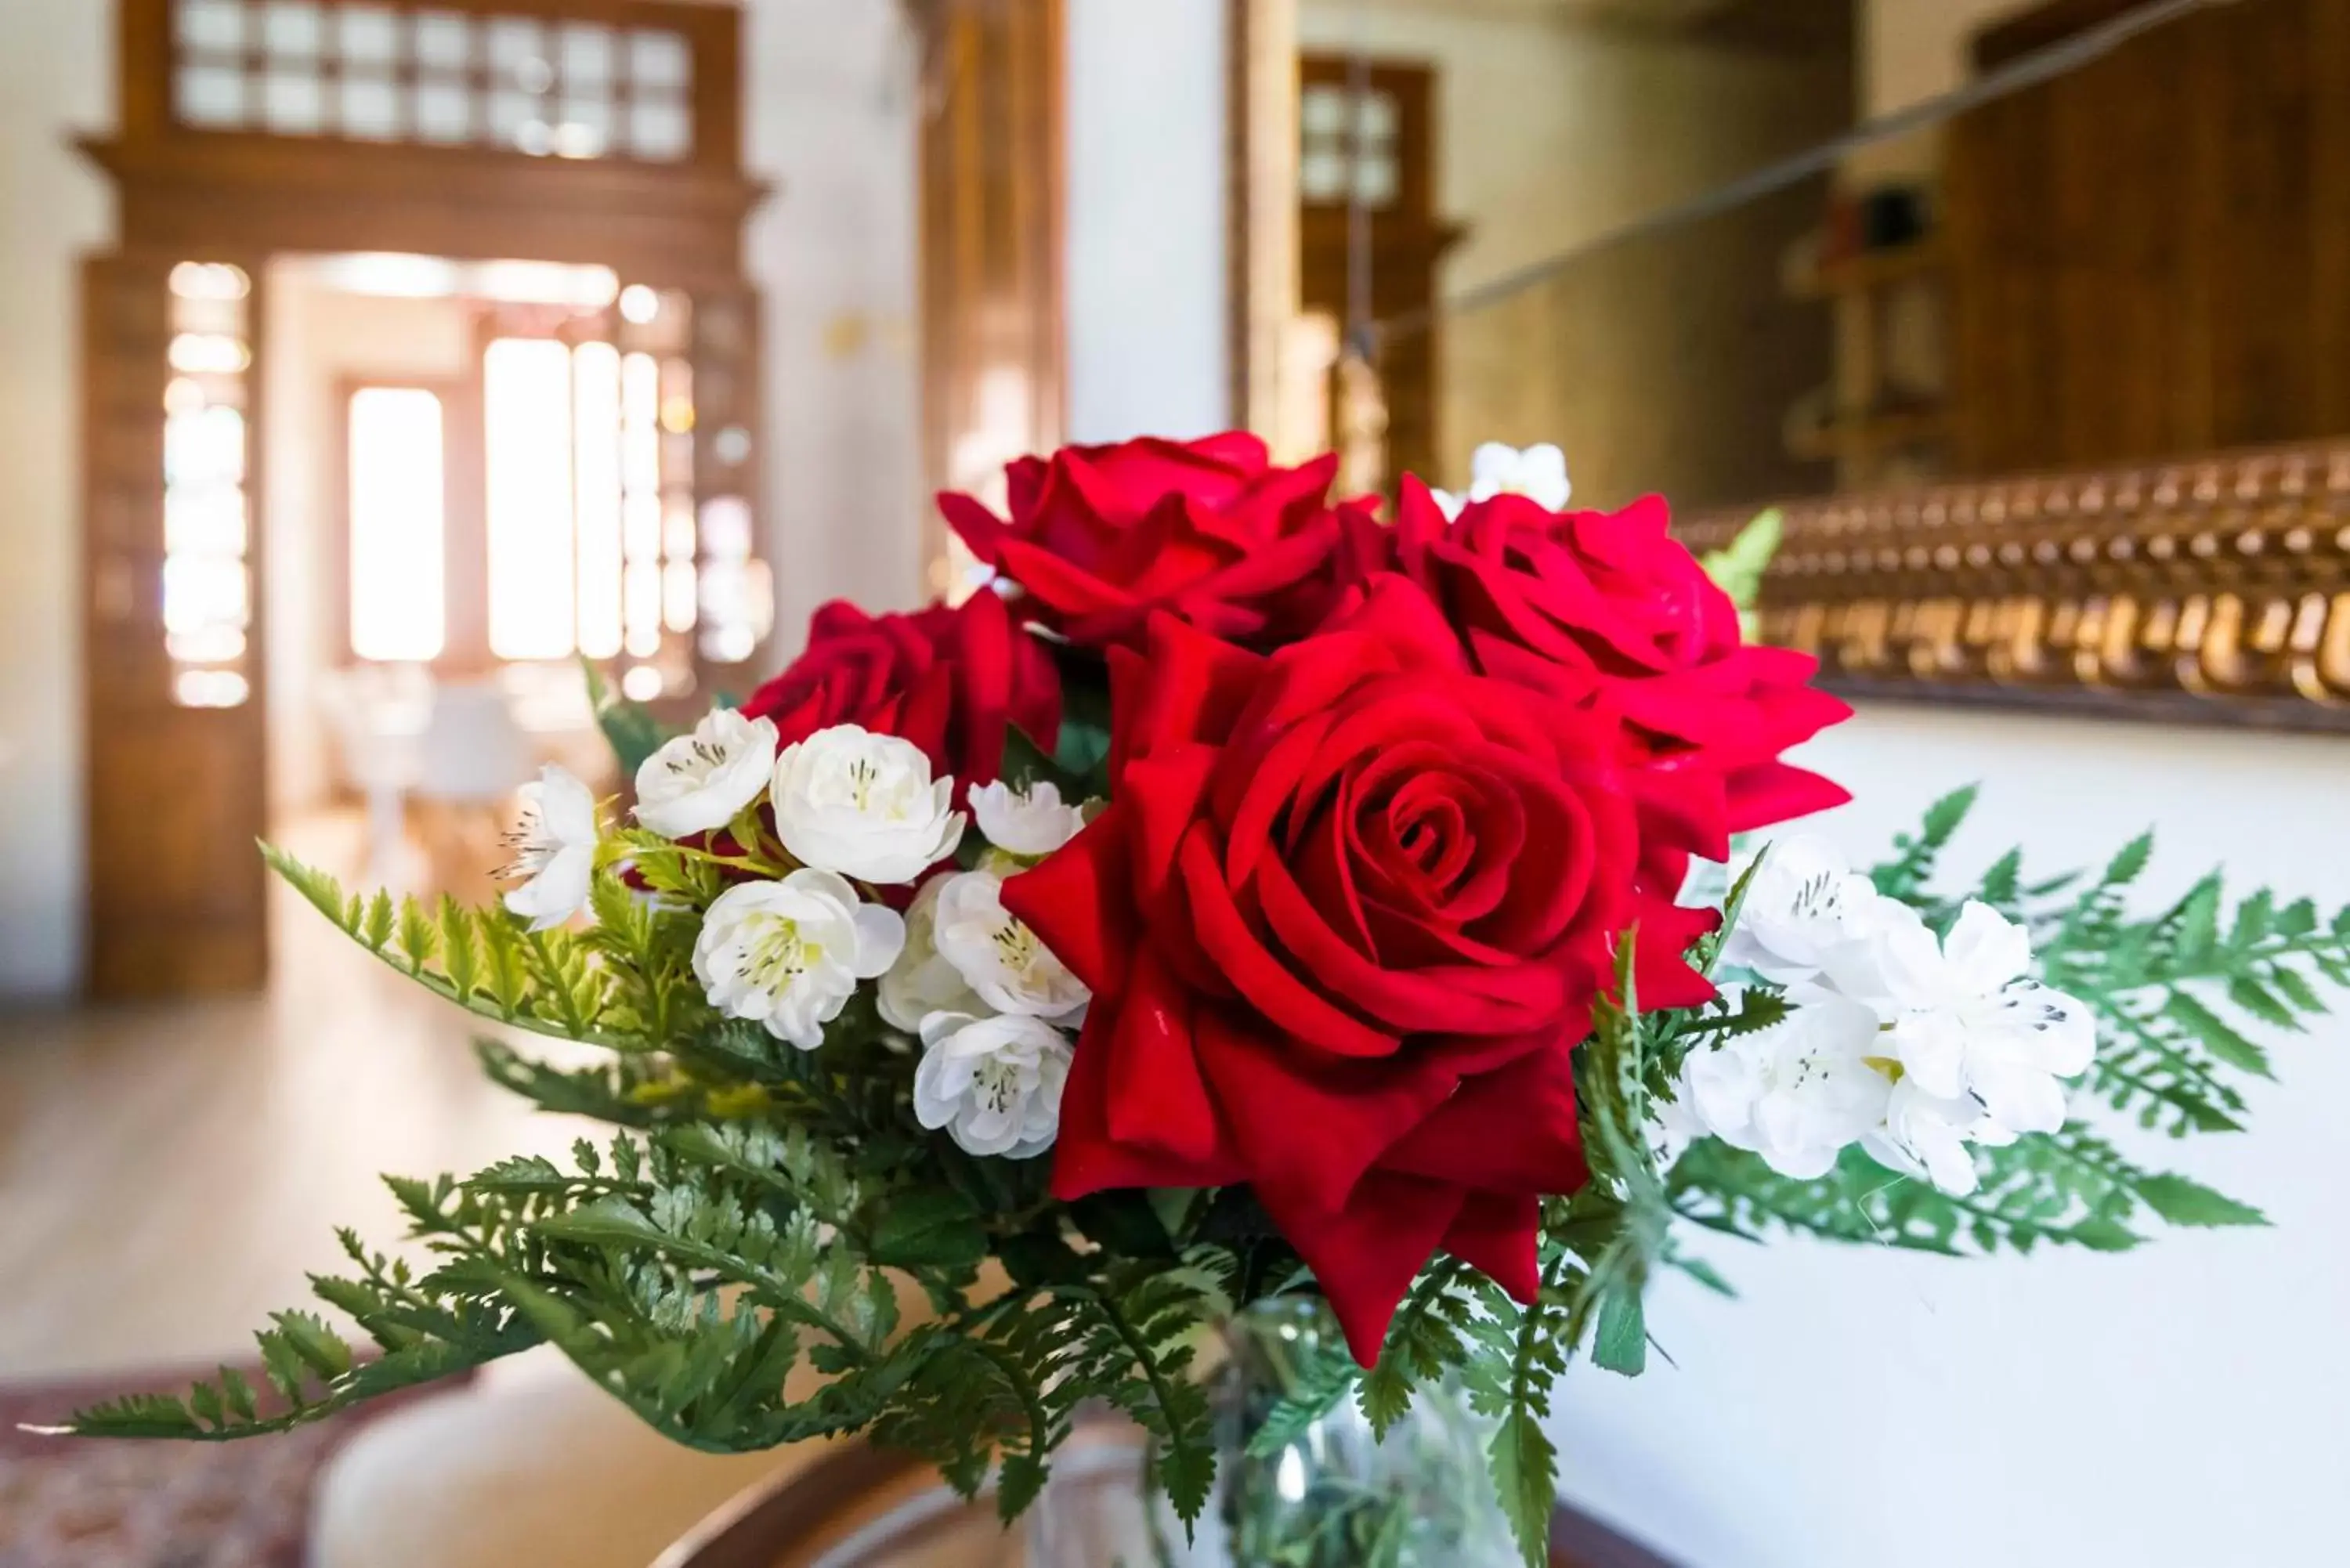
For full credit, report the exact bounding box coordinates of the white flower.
[770,724,966,885]
[502,764,599,931]
[878,874,988,1032]
[1678,985,1892,1180]
[913,1012,1073,1158]
[932,871,1090,1021]
[692,869,906,1050]
[1829,898,2096,1140]
[1719,836,1882,984]
[634,707,779,840]
[1468,441,1572,510]
[1864,1078,2012,1197]
[1430,487,1469,521]
[970,779,1088,861]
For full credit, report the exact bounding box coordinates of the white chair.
[410,678,534,903]
[317,664,432,888]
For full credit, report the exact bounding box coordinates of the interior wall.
[1555,703,2350,1568]
[0,0,110,1001]
[262,277,472,817]
[1064,0,1231,443]
[1295,3,1849,508]
[741,0,926,634]
[1849,0,2033,182]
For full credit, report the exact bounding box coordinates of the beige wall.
[1849,0,2034,182]
[1296,3,1848,508]
[0,0,925,1000]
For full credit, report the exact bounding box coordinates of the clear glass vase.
[1025,1298,1520,1568]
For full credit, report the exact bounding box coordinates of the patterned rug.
[0,1365,457,1568]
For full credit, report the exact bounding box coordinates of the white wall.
[1064,0,1230,443]
[0,0,110,999]
[1553,703,2350,1568]
[741,0,926,630]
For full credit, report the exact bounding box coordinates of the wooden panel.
[82,254,270,997]
[916,0,1065,583]
[1296,56,1457,493]
[1946,0,2350,475]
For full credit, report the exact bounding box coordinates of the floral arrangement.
[64,436,2336,1566]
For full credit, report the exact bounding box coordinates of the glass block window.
[1299,81,1401,211]
[164,262,255,709]
[168,0,699,163]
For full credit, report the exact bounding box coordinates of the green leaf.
[2133,1173,2269,1229]
[866,1190,987,1270]
[1488,1406,1559,1568]
[1698,507,1781,613]
[1590,1286,1647,1377]
[2225,976,2302,1033]
[2102,830,2155,887]
[1243,1349,1361,1461]
[395,898,438,976]
[2162,992,2276,1078]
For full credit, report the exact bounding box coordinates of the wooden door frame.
[913,0,1069,594]
[79,0,771,998]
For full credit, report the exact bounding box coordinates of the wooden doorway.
[79,0,771,998]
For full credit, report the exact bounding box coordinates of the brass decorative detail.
[1677,441,2350,731]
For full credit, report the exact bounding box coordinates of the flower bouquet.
[62,436,2337,1566]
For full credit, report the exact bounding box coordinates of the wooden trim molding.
[1678,440,2350,732]
[1226,0,1308,457]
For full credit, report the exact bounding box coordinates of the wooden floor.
[0,815,602,1378]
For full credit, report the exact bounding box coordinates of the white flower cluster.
[1675,836,2098,1195]
[1432,441,1573,519]
[890,780,1091,1159]
[496,711,1091,1162]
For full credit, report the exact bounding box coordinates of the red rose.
[1390,479,1850,879]
[938,433,1371,651]
[1003,576,1714,1364]
[742,589,1061,790]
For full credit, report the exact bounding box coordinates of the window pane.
[414,80,471,142]
[560,23,615,86]
[627,30,691,91]
[414,12,473,70]
[1300,85,1347,136]
[348,388,447,662]
[179,0,249,56]
[340,73,400,139]
[628,96,692,161]
[262,70,326,134]
[485,339,577,659]
[573,343,624,660]
[178,64,248,128]
[1300,149,1347,203]
[263,1,324,58]
[335,5,400,65]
